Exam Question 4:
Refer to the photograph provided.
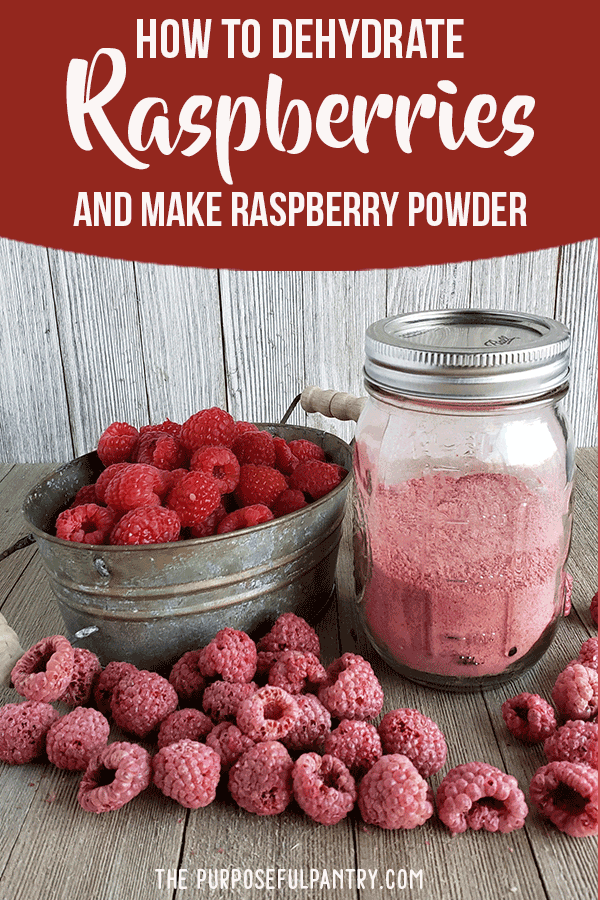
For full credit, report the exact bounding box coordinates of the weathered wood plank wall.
[0,238,596,462]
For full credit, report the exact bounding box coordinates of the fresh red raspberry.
[268,650,326,694]
[318,653,384,721]
[544,720,598,768]
[529,761,598,836]
[69,484,99,507]
[591,591,598,626]
[501,693,557,744]
[160,467,189,495]
[272,489,308,517]
[166,471,221,528]
[94,463,131,503]
[198,628,257,683]
[169,650,206,706]
[153,739,220,808]
[135,430,186,470]
[577,636,598,670]
[78,742,152,813]
[234,464,288,509]
[202,681,257,723]
[272,437,299,475]
[293,752,357,825]
[289,460,347,500]
[233,421,259,439]
[377,708,447,778]
[217,505,274,534]
[157,708,214,749]
[551,663,598,721]
[436,762,528,834]
[282,694,331,753]
[111,670,179,738]
[55,503,116,544]
[109,506,181,545]
[60,648,102,707]
[562,571,573,615]
[237,686,300,742]
[11,635,74,702]
[324,720,382,776]
[180,407,236,451]
[140,419,181,437]
[206,722,255,771]
[46,708,110,771]
[228,740,294,815]
[257,613,320,659]
[97,422,139,466]
[359,755,434,830]
[93,661,138,717]
[190,503,227,537]
[190,445,240,494]
[0,701,60,764]
[103,463,165,511]
[287,439,326,463]
[233,431,276,467]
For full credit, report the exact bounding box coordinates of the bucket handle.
[281,387,366,425]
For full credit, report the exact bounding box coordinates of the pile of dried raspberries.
[53,410,348,545]
[1,609,596,838]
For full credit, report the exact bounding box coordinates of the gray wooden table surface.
[0,451,597,900]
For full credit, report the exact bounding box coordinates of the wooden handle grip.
[301,386,366,422]
[0,613,23,688]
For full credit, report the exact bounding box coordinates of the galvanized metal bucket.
[22,424,352,671]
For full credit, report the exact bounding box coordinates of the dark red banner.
[1,2,597,269]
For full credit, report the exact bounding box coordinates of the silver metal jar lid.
[364,309,570,400]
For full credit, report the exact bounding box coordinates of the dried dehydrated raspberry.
[591,591,598,626]
[104,463,165,511]
[562,571,573,616]
[234,464,288,509]
[228,740,294,815]
[233,430,276,467]
[318,653,384,721]
[97,422,139,467]
[577,637,598,671]
[157,708,214,749]
[287,440,326,463]
[293,752,357,825]
[11,635,74,702]
[153,739,220,808]
[324,720,382,776]
[94,463,131,503]
[135,430,186,470]
[78,741,152,813]
[544,720,598,768]
[236,686,300,741]
[436,762,528,834]
[359,754,434,830]
[552,663,598,721]
[257,613,320,659]
[282,694,331,753]
[166,471,221,528]
[60,648,102,707]
[93,661,138,717]
[46,708,110,771]
[206,722,255,771]
[255,650,280,678]
[268,650,326,694]
[272,437,299,475]
[190,445,241,494]
[501,693,557,744]
[272,489,308,518]
[111,670,178,738]
[180,408,236,451]
[202,681,257,723]
[217,504,275,534]
[55,503,116,544]
[0,701,60,764]
[109,506,181,545]
[289,460,347,500]
[69,484,99,508]
[378,708,447,778]
[198,628,257,683]
[189,503,227,538]
[529,761,597,836]
[169,650,206,707]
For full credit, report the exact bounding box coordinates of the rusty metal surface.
[22,424,352,670]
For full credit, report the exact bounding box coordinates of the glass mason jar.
[353,310,574,691]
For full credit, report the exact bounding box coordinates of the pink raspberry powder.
[153,739,221,809]
[360,471,566,679]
